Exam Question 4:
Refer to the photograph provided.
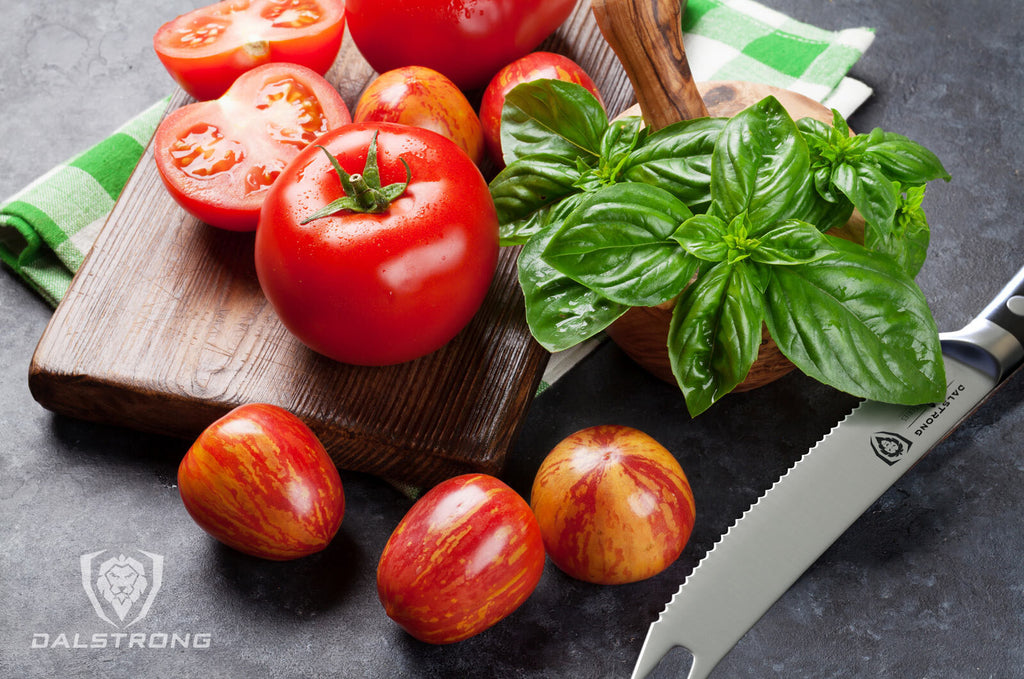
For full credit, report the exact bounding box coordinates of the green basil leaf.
[517,195,629,351]
[864,131,952,184]
[866,184,931,276]
[542,183,697,307]
[764,236,945,404]
[668,261,765,416]
[498,203,554,247]
[750,219,831,265]
[712,96,811,225]
[797,181,855,232]
[620,117,726,211]
[600,116,647,164]
[500,80,608,166]
[831,161,900,228]
[672,214,730,262]
[490,153,582,236]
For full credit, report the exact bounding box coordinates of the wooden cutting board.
[27,2,638,488]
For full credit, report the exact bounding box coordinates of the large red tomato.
[254,122,499,366]
[154,0,346,101]
[354,66,486,166]
[177,403,345,561]
[480,51,604,167]
[530,425,696,584]
[345,0,578,90]
[377,474,546,644]
[153,62,351,231]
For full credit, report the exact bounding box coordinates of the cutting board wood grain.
[28,2,637,487]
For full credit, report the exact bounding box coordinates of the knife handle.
[940,265,1024,382]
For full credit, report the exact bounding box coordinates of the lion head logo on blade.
[870,432,913,466]
[81,549,164,628]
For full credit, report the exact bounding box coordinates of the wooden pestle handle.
[591,0,708,129]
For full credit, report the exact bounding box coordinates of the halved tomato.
[154,0,346,101]
[153,62,352,231]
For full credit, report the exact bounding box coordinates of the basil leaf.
[500,80,608,166]
[750,219,831,265]
[621,117,726,211]
[712,96,811,226]
[866,184,931,276]
[672,214,730,262]
[831,160,900,228]
[668,261,765,417]
[864,131,952,185]
[490,153,582,243]
[600,116,647,164]
[517,194,629,351]
[542,183,697,307]
[795,181,855,233]
[764,236,945,404]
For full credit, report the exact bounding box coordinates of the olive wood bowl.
[591,0,863,392]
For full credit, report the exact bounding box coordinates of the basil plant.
[489,80,951,416]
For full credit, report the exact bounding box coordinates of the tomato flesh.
[155,0,346,100]
[154,62,351,231]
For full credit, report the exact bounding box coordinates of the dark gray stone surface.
[2,1,1022,677]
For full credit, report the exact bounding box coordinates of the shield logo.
[80,550,164,628]
[870,432,913,466]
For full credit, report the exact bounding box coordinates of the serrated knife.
[633,265,1024,679]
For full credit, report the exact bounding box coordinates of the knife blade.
[632,265,1024,679]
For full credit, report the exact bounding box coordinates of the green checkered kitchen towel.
[1,0,874,389]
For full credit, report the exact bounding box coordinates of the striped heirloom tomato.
[530,425,696,585]
[376,474,546,644]
[354,66,486,166]
[177,403,345,560]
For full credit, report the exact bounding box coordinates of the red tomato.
[354,66,486,166]
[153,62,351,232]
[154,0,346,101]
[177,403,345,561]
[530,425,696,584]
[480,52,604,167]
[254,122,499,366]
[345,0,577,90]
[377,474,546,644]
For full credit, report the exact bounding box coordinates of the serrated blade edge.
[631,356,998,679]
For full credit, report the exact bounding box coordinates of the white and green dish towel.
[1,0,874,393]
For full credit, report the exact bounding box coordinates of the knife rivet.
[1007,295,1024,316]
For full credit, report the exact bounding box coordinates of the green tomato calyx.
[301,132,411,223]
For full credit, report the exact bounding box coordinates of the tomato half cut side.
[153,62,352,232]
[154,0,346,101]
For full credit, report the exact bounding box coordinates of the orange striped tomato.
[530,425,695,585]
[376,474,545,644]
[353,66,485,166]
[177,403,344,560]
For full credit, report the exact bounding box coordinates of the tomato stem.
[301,132,411,223]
